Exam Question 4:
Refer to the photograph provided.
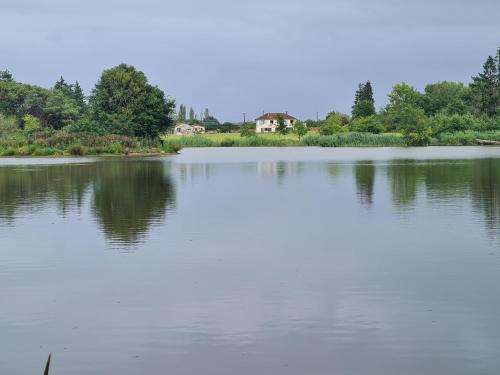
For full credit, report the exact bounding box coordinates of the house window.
[271,120,274,124]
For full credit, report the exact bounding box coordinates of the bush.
[351,115,386,134]
[68,144,86,156]
[431,113,476,135]
[1,147,17,156]
[320,114,349,135]
[106,143,124,154]
[22,114,42,134]
[403,127,433,146]
[220,138,235,147]
[17,145,37,156]
[65,118,105,134]
[240,123,256,137]
[32,147,56,156]
[436,131,477,145]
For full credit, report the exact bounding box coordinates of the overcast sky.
[1,0,499,122]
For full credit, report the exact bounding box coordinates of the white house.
[171,123,206,135]
[255,113,297,133]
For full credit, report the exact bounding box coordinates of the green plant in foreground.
[43,353,51,375]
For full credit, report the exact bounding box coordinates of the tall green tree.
[470,49,500,118]
[0,70,13,82]
[72,81,86,113]
[276,114,288,135]
[89,64,175,138]
[178,104,186,121]
[202,116,220,131]
[385,83,431,144]
[352,81,375,118]
[293,120,308,140]
[43,90,80,129]
[422,81,470,116]
[189,107,195,122]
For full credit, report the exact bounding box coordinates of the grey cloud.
[1,0,499,121]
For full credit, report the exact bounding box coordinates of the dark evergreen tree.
[470,52,500,117]
[72,81,86,113]
[0,70,13,82]
[352,81,376,118]
[178,104,186,121]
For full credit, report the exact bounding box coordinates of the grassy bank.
[0,127,177,157]
[164,130,500,148]
[163,132,407,148]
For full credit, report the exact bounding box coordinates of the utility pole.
[243,112,246,124]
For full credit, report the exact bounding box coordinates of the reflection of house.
[171,123,205,135]
[255,113,297,133]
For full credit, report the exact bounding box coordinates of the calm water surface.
[2,147,500,374]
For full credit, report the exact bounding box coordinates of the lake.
[1,147,500,375]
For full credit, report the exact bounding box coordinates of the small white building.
[171,123,205,135]
[255,113,297,133]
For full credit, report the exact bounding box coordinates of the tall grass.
[301,132,405,147]
[164,133,302,148]
[434,130,500,146]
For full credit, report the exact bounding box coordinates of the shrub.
[22,114,42,134]
[351,115,386,134]
[106,143,124,154]
[436,131,477,145]
[1,147,17,156]
[68,144,86,156]
[166,143,183,153]
[220,138,235,147]
[320,114,349,135]
[240,123,256,137]
[32,147,56,156]
[64,118,105,134]
[431,113,476,135]
[17,145,37,156]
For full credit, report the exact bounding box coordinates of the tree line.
[312,47,500,145]
[0,64,175,139]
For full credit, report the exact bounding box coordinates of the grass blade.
[43,353,51,375]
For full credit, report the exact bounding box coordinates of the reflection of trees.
[386,160,420,210]
[387,159,500,238]
[468,159,500,236]
[91,161,175,244]
[0,164,94,221]
[354,161,375,206]
[0,160,176,245]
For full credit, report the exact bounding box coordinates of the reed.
[302,133,405,147]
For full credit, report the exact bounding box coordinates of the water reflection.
[0,160,176,245]
[386,160,420,211]
[354,161,376,206]
[91,161,175,244]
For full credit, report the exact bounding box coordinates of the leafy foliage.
[240,122,256,137]
[276,114,288,135]
[320,112,349,135]
[351,115,385,134]
[293,120,308,140]
[89,64,175,138]
[470,49,500,118]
